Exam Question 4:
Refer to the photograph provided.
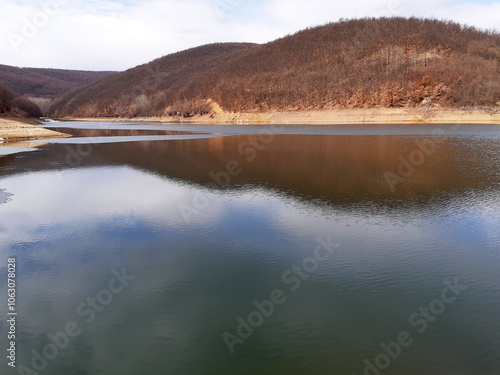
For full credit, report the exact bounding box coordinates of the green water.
[0,122,499,375]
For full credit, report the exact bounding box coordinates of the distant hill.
[50,17,500,117]
[0,83,41,117]
[0,65,117,99]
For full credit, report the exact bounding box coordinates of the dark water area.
[0,122,499,375]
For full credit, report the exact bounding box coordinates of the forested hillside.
[0,65,116,99]
[50,18,500,118]
[0,84,41,117]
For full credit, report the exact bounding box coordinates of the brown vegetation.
[0,84,42,117]
[0,65,116,99]
[49,18,500,117]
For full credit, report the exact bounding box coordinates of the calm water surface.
[0,122,499,375]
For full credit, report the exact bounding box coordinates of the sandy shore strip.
[0,118,71,142]
[62,108,500,125]
[262,108,500,125]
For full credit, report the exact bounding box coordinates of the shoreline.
[63,108,500,125]
[0,116,71,143]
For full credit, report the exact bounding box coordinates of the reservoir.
[0,122,499,375]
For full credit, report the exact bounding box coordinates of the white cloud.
[396,0,500,30]
[0,166,224,238]
[0,0,498,71]
[263,0,403,29]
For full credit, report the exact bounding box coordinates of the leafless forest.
[0,65,116,99]
[0,84,42,117]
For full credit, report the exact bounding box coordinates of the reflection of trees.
[90,135,496,207]
[1,134,498,211]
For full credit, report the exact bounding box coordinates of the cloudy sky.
[1,0,499,71]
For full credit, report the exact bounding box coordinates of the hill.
[49,43,257,117]
[0,65,116,99]
[49,18,500,118]
[0,83,42,118]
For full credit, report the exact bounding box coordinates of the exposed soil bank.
[0,116,71,142]
[64,108,500,125]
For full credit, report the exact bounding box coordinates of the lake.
[1,121,499,375]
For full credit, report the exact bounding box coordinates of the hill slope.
[50,43,257,117]
[0,83,41,117]
[50,18,500,118]
[0,65,116,99]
